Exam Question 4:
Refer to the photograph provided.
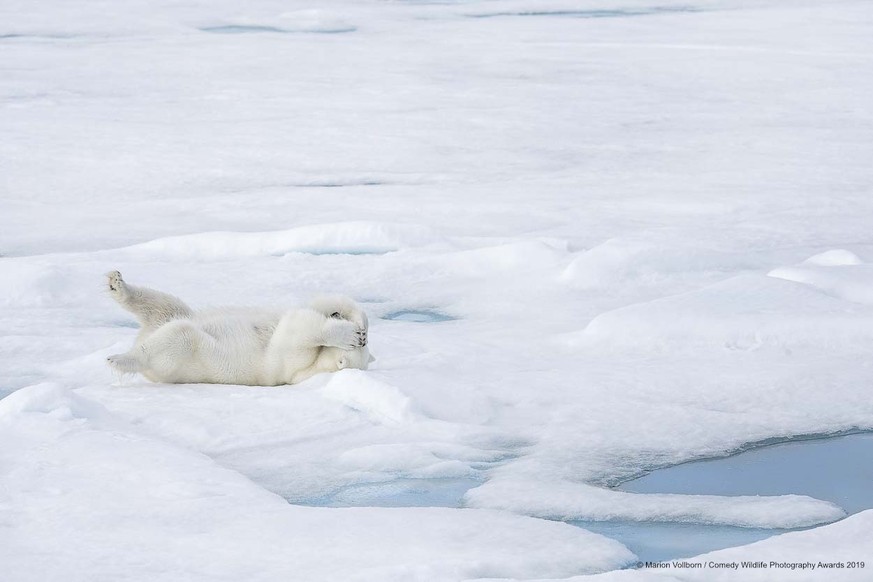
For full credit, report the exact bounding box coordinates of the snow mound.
[579,274,873,350]
[277,10,357,33]
[113,222,445,260]
[465,478,846,529]
[0,261,81,307]
[0,382,108,422]
[768,261,873,306]
[560,238,745,290]
[802,249,863,267]
[435,241,566,277]
[321,370,418,425]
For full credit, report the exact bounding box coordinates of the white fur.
[105,271,373,385]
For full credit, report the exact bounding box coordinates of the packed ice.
[2,0,873,579]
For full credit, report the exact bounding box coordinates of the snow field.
[0,383,635,582]
[3,0,873,579]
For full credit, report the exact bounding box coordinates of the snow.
[321,370,418,425]
[577,273,873,351]
[3,0,873,579]
[465,479,845,529]
[113,222,447,260]
[768,254,873,306]
[0,383,634,582]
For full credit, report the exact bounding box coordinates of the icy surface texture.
[2,0,873,579]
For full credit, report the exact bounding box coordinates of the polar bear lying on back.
[105,271,373,385]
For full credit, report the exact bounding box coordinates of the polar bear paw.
[107,352,141,374]
[106,270,129,299]
[324,319,367,350]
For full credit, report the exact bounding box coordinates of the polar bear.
[105,271,373,385]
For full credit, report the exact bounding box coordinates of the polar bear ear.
[368,354,376,363]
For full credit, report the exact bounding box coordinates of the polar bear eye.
[330,311,342,319]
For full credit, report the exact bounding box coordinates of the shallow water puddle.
[200,24,356,35]
[468,7,701,19]
[571,520,787,564]
[200,25,289,34]
[582,432,873,563]
[0,33,80,40]
[292,433,873,565]
[382,309,456,322]
[269,246,392,256]
[621,432,873,513]
[297,248,391,256]
[314,477,481,508]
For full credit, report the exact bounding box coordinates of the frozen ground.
[2,0,873,580]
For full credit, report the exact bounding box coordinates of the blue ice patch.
[382,309,457,323]
[578,431,873,564]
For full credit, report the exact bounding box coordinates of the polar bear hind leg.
[108,320,215,383]
[141,320,217,383]
[107,350,145,374]
[107,270,193,332]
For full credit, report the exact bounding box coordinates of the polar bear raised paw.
[106,270,128,297]
[324,318,368,350]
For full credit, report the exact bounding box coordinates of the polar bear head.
[337,345,375,371]
[317,344,375,374]
[308,295,376,373]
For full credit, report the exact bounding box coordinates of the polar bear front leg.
[272,309,366,351]
[322,317,367,350]
[309,295,368,347]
